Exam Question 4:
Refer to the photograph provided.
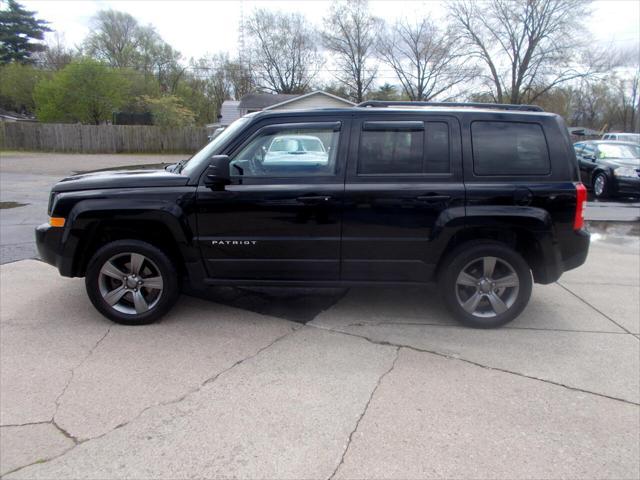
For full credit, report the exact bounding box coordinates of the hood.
[52,166,190,192]
[603,157,640,168]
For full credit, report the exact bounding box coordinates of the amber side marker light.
[49,217,65,227]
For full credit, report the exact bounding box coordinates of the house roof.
[263,91,355,110]
[238,93,299,110]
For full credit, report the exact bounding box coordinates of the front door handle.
[416,195,451,203]
[296,195,332,204]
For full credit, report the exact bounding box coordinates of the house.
[216,91,355,128]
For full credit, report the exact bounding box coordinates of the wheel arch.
[61,200,199,278]
[435,209,560,284]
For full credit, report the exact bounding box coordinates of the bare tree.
[225,59,254,99]
[245,9,323,94]
[84,9,182,92]
[322,0,380,103]
[449,0,606,104]
[377,17,473,101]
[33,32,75,70]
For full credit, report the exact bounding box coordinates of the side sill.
[202,278,435,288]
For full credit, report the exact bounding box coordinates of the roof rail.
[356,100,544,112]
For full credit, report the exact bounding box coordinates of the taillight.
[574,183,587,230]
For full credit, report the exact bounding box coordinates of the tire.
[438,241,533,328]
[593,172,610,199]
[85,240,180,325]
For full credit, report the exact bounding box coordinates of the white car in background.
[601,132,640,144]
[263,135,329,165]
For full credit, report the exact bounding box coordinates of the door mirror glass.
[204,155,231,189]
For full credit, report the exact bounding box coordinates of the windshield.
[181,117,250,176]
[617,134,640,143]
[598,143,640,159]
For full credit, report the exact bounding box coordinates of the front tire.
[85,240,180,325]
[439,241,533,328]
[593,172,610,199]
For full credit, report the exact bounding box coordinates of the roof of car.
[577,140,639,145]
[246,106,558,119]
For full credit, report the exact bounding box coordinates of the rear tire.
[439,241,532,328]
[85,240,180,325]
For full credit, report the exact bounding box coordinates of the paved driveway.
[1,238,638,479]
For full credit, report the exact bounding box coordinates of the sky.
[20,0,640,65]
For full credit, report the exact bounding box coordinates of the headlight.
[47,192,57,215]
[614,167,638,178]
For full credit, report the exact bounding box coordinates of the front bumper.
[615,175,640,196]
[35,223,69,274]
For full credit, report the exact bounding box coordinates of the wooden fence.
[0,122,209,153]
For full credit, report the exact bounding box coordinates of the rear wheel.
[85,240,179,325]
[439,241,532,328]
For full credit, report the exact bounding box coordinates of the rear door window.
[471,121,550,176]
[358,121,450,175]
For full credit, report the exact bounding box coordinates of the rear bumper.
[561,229,590,272]
[535,229,590,284]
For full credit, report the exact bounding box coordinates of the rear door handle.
[416,195,451,202]
[297,195,332,204]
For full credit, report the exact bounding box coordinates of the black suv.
[36,102,590,328]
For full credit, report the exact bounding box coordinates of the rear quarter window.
[471,121,550,176]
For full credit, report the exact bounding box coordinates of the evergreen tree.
[0,0,50,64]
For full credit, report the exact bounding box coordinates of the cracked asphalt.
[1,239,639,479]
[0,151,639,479]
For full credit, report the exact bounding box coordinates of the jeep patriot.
[36,101,590,328]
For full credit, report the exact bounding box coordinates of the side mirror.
[204,155,231,189]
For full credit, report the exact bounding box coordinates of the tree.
[138,95,195,127]
[34,59,129,124]
[377,17,473,101]
[225,59,254,99]
[368,82,403,101]
[177,54,233,125]
[246,9,323,94]
[449,0,603,104]
[322,0,380,103]
[84,9,182,92]
[33,32,75,70]
[0,0,50,64]
[0,61,46,112]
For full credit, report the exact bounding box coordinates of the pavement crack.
[310,324,640,407]
[344,320,627,335]
[0,421,51,428]
[1,326,301,476]
[96,325,300,437]
[328,346,400,480]
[52,327,112,424]
[556,282,638,339]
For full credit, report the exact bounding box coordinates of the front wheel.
[85,240,180,325]
[439,241,532,328]
[593,172,610,199]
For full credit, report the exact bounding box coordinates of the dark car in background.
[573,141,640,198]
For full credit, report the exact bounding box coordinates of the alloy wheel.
[594,175,606,197]
[455,256,520,318]
[98,252,164,315]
